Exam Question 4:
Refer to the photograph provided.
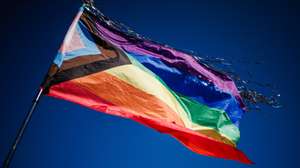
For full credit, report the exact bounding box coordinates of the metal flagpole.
[83,0,95,6]
[2,1,94,167]
[2,88,44,168]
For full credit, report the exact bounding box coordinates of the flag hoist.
[2,0,254,167]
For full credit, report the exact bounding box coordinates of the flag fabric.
[42,5,251,164]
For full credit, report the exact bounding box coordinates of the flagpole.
[2,1,92,167]
[2,88,44,168]
[83,0,94,6]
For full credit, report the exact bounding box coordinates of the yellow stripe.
[105,64,209,130]
[71,64,235,146]
[105,65,237,146]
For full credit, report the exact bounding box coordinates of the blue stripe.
[54,19,101,67]
[128,52,244,126]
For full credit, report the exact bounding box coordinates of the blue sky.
[0,0,299,167]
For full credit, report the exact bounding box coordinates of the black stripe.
[50,50,130,86]
[47,11,132,86]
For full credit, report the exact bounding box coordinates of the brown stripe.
[61,18,129,71]
[50,52,130,86]
[50,26,131,85]
[60,45,125,70]
[61,54,107,70]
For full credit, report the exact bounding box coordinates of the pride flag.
[41,4,251,163]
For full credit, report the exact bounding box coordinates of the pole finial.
[82,0,94,6]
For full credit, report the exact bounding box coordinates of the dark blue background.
[1,0,299,167]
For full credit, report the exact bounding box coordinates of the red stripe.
[47,80,252,164]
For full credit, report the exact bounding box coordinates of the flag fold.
[42,5,252,164]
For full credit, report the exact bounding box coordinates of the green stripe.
[176,94,240,143]
[127,53,239,143]
[127,53,192,120]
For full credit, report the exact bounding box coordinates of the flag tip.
[82,0,94,6]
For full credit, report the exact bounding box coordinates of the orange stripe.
[48,80,251,163]
[71,71,185,127]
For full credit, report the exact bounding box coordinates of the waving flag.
[41,4,251,163]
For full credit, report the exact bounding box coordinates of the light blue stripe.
[54,19,101,67]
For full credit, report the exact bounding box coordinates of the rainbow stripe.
[42,5,251,163]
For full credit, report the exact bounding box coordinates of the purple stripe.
[90,15,245,109]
